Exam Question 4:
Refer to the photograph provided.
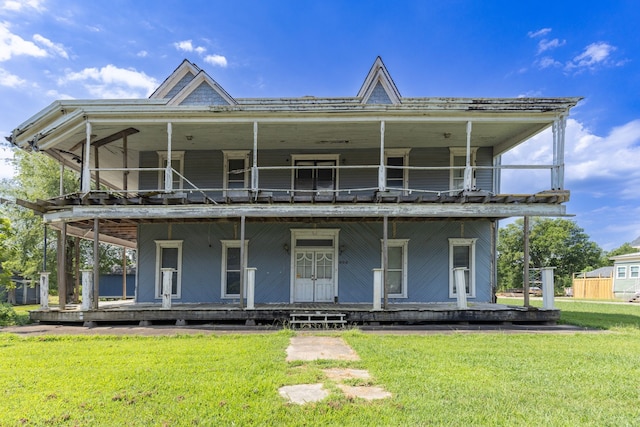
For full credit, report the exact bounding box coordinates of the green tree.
[497,218,603,292]
[605,242,639,263]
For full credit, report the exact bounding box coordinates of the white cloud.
[137,50,148,58]
[0,66,24,86]
[33,33,68,59]
[204,54,227,67]
[0,21,47,61]
[59,64,159,98]
[565,42,620,72]
[174,39,206,55]
[535,56,562,69]
[537,38,565,54]
[1,0,46,12]
[528,28,552,38]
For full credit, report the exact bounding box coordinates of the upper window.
[381,239,409,298]
[155,240,183,299]
[616,266,627,279]
[157,151,185,191]
[291,154,339,195]
[385,149,410,192]
[221,240,248,298]
[223,151,250,194]
[449,148,477,191]
[449,238,477,298]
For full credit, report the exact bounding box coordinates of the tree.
[497,218,603,292]
[605,242,639,262]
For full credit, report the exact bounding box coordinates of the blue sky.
[0,0,639,250]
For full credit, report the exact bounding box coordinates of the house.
[8,58,579,325]
[610,253,640,301]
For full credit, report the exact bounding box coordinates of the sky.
[0,0,639,250]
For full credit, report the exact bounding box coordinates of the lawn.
[1,301,639,426]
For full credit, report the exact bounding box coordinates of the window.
[223,151,250,194]
[221,240,248,298]
[155,240,183,298]
[157,151,185,191]
[631,266,639,279]
[291,154,339,195]
[449,238,477,298]
[616,266,627,279]
[449,148,477,191]
[381,239,409,298]
[385,149,410,192]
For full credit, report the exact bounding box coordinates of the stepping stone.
[323,368,371,381]
[279,384,328,404]
[286,336,360,361]
[337,384,392,401]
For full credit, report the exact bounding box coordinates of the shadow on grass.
[560,311,640,330]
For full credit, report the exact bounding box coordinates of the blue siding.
[136,220,493,304]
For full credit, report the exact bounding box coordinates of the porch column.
[122,248,127,299]
[523,216,530,307]
[56,223,67,309]
[541,267,555,310]
[557,115,566,190]
[81,120,91,193]
[378,120,386,192]
[59,163,64,196]
[239,215,245,309]
[453,267,468,309]
[122,134,129,192]
[246,267,256,310]
[372,268,383,310]
[161,268,173,309]
[92,218,100,310]
[493,154,501,194]
[165,122,173,191]
[552,119,559,189]
[39,272,50,310]
[94,146,100,189]
[382,215,388,309]
[81,269,92,311]
[464,121,473,191]
[252,121,259,192]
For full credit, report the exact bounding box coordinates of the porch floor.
[30,301,560,326]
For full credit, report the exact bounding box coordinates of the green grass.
[1,302,640,425]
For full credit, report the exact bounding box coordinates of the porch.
[29,301,560,326]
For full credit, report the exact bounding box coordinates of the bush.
[0,303,18,326]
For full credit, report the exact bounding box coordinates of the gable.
[180,81,230,105]
[149,59,201,99]
[165,72,196,99]
[167,70,237,106]
[357,56,401,105]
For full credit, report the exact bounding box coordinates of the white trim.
[167,70,237,106]
[616,265,627,279]
[384,148,411,193]
[448,238,477,298]
[154,240,183,299]
[150,60,200,99]
[223,150,250,195]
[220,240,249,298]
[449,147,477,191]
[291,154,340,194]
[290,228,340,303]
[157,150,185,190]
[629,265,639,279]
[380,239,409,298]
[357,57,402,105]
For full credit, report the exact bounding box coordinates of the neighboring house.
[610,252,640,301]
[0,276,40,305]
[8,58,579,324]
[630,236,640,249]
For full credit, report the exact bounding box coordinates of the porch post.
[252,121,259,192]
[122,248,127,299]
[372,268,382,310]
[56,222,67,309]
[493,155,501,194]
[74,237,81,303]
[523,216,530,307]
[541,267,555,310]
[378,120,386,192]
[453,267,468,309]
[81,269,92,310]
[161,268,173,309]
[557,115,566,190]
[59,163,64,196]
[246,267,256,310]
[81,120,91,193]
[552,119,558,189]
[92,217,100,310]
[123,133,128,192]
[239,215,245,309]
[464,121,473,191]
[39,272,50,310]
[165,122,173,191]
[94,146,100,189]
[382,215,388,309]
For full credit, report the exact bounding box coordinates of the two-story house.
[9,58,579,325]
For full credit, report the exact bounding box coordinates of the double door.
[294,249,334,302]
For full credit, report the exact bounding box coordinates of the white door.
[294,250,334,302]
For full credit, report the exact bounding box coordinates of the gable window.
[630,266,639,279]
[385,149,410,192]
[381,239,409,298]
[449,148,477,191]
[223,151,250,195]
[291,154,339,195]
[155,240,183,299]
[157,151,185,191]
[221,240,248,298]
[449,238,477,298]
[616,266,627,279]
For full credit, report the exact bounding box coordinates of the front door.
[294,249,334,302]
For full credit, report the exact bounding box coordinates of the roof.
[630,236,640,248]
[575,266,613,278]
[610,251,640,262]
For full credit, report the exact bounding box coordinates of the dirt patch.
[285,336,360,361]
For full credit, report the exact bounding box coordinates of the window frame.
[220,240,249,299]
[630,265,640,279]
[384,148,411,193]
[154,240,183,299]
[380,239,409,298]
[157,150,185,191]
[448,238,477,298]
[223,150,250,195]
[616,265,627,279]
[290,154,340,194]
[449,147,477,191]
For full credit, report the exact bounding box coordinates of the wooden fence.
[571,276,613,299]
